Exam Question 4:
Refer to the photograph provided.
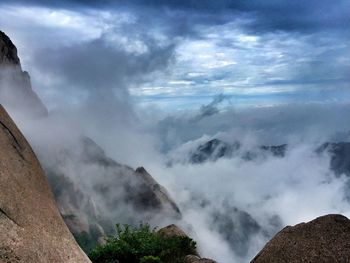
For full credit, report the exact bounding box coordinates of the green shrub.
[89,223,196,263]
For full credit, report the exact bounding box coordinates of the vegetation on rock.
[89,223,196,263]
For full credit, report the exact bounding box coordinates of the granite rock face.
[0,105,90,262]
[251,214,350,263]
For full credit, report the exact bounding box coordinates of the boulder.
[158,224,188,238]
[0,105,90,262]
[251,214,350,263]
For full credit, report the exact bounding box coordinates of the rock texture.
[251,214,350,263]
[158,224,188,238]
[0,105,90,262]
[0,31,47,118]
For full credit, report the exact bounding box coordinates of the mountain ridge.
[170,138,350,176]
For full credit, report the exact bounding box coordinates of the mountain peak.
[0,31,48,118]
[0,31,20,66]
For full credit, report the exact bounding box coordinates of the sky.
[0,0,349,112]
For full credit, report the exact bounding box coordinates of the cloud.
[192,94,226,121]
[2,0,349,34]
[146,139,350,262]
[1,2,349,112]
[156,102,350,154]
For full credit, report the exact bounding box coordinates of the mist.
[9,91,350,262]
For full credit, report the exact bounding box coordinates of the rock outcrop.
[0,31,47,118]
[0,105,90,262]
[158,225,217,263]
[251,214,350,263]
[134,167,181,216]
[158,224,188,238]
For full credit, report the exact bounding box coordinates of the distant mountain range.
[169,138,350,176]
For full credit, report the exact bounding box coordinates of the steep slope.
[0,31,47,118]
[0,105,90,262]
[251,214,350,263]
[42,137,181,251]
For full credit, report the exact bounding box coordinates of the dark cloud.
[36,36,175,92]
[193,94,226,121]
[30,26,176,120]
[1,0,349,34]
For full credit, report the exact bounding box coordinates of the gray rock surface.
[0,105,90,262]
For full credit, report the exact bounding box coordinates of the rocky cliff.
[0,105,90,262]
[0,31,47,118]
[0,30,181,252]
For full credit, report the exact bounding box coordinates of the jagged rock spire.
[0,31,20,66]
[0,31,48,118]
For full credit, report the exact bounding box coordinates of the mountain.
[317,142,350,176]
[0,31,181,252]
[168,138,288,165]
[0,31,48,118]
[170,138,350,175]
[44,136,181,250]
[189,139,239,164]
[0,105,90,262]
[251,214,350,262]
